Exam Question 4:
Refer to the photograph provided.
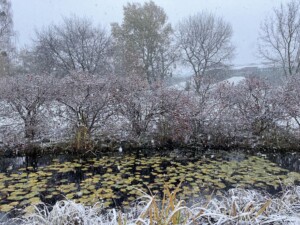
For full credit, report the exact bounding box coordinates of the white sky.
[11,0,284,66]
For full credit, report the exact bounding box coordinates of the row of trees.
[6,0,300,80]
[14,1,233,89]
[1,0,300,151]
[2,1,300,80]
[0,72,299,150]
[3,1,300,79]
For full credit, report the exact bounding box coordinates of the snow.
[171,81,187,91]
[219,76,245,86]
[170,76,246,91]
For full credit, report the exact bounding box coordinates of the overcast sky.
[11,0,284,67]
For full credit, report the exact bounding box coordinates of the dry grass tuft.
[1,186,300,225]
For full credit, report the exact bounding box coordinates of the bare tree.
[54,72,113,136]
[113,77,162,140]
[259,0,300,76]
[188,77,230,144]
[33,16,112,76]
[112,76,187,143]
[0,74,54,142]
[111,1,176,84]
[233,78,282,138]
[176,12,234,93]
[280,76,300,129]
[0,0,14,76]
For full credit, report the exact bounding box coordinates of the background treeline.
[0,1,300,151]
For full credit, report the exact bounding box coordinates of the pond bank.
[2,185,300,225]
[1,137,300,158]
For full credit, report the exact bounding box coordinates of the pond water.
[0,150,300,216]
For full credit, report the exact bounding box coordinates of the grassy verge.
[2,185,300,225]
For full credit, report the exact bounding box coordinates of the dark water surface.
[0,150,300,216]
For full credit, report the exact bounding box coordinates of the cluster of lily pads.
[0,154,299,216]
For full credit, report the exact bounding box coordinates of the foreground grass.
[2,185,300,225]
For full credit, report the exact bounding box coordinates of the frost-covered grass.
[2,185,300,225]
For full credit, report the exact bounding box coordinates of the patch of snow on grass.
[220,76,245,86]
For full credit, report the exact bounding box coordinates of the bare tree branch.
[176,12,234,93]
[32,16,112,76]
[258,0,300,76]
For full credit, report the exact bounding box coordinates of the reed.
[3,186,300,225]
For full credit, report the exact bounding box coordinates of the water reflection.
[266,152,300,172]
[0,156,25,173]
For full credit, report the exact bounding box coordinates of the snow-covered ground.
[219,76,245,86]
[170,80,187,90]
[170,76,246,91]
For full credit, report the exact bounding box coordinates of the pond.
[0,150,300,217]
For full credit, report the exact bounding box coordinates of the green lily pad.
[0,204,14,212]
